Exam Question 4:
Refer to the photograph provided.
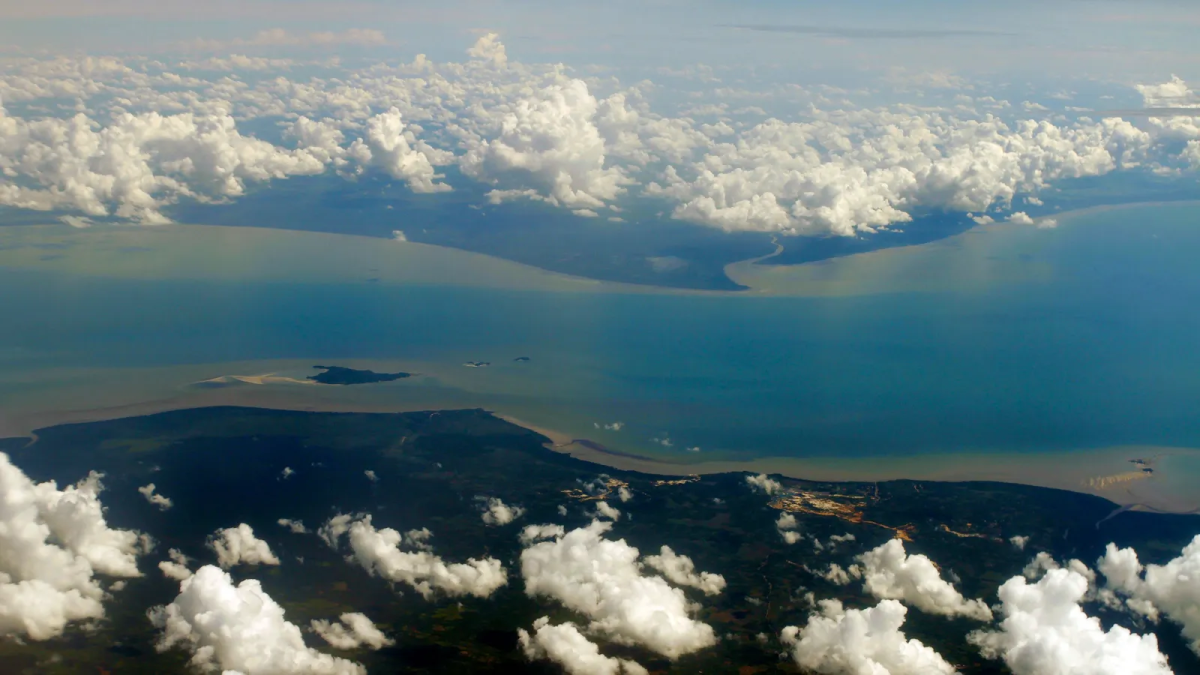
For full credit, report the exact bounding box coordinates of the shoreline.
[5,198,1198,300]
[4,386,1199,514]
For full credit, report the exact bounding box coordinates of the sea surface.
[3,203,1200,509]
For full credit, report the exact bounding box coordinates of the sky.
[2,0,1199,82]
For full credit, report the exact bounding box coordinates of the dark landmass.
[463,361,491,368]
[2,406,1198,674]
[514,357,531,362]
[307,365,411,385]
[165,169,1200,291]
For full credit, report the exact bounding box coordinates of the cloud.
[1010,536,1030,551]
[207,524,281,569]
[0,106,330,223]
[781,599,956,675]
[347,109,451,194]
[460,78,630,210]
[519,617,649,675]
[643,546,726,596]
[776,512,802,545]
[745,473,782,495]
[149,565,365,674]
[159,548,193,581]
[277,518,308,534]
[138,483,173,511]
[853,539,992,620]
[1008,211,1035,225]
[0,453,147,640]
[364,470,378,483]
[519,519,717,658]
[320,514,507,599]
[970,568,1171,675]
[593,501,622,521]
[1099,535,1200,655]
[466,33,508,69]
[478,497,526,526]
[311,612,394,651]
[520,523,566,546]
[731,24,1014,39]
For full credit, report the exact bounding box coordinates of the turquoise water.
[3,204,1200,467]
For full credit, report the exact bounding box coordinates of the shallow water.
[3,203,1200,507]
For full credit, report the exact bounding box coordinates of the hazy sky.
[2,0,1199,83]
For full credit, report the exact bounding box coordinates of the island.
[514,356,531,363]
[463,361,491,368]
[307,365,411,385]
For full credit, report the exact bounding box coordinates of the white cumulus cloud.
[781,599,956,675]
[149,565,365,674]
[970,568,1171,675]
[642,546,726,596]
[853,539,992,620]
[519,519,717,658]
[745,473,783,495]
[519,617,649,675]
[0,453,147,640]
[1099,535,1200,655]
[310,612,394,651]
[320,514,507,599]
[207,524,281,569]
[138,483,173,511]
[478,496,526,526]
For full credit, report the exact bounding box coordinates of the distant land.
[307,365,412,386]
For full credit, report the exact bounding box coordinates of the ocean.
[2,202,1199,509]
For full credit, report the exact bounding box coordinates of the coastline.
[4,373,1198,514]
[2,199,1196,300]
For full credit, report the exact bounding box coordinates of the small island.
[307,365,412,386]
[463,361,491,368]
[514,356,531,363]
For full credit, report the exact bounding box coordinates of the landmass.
[1,406,1198,674]
[463,361,491,368]
[307,365,412,386]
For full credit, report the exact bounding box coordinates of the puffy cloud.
[320,514,507,599]
[520,523,566,546]
[519,519,717,658]
[652,111,1155,236]
[346,109,451,193]
[466,33,508,69]
[478,497,525,526]
[310,613,394,651]
[776,512,802,545]
[593,501,622,521]
[1010,536,1030,551]
[459,79,630,209]
[363,470,378,483]
[1008,211,1035,225]
[519,617,649,675]
[277,519,308,534]
[0,453,147,640]
[160,548,194,581]
[0,106,329,223]
[207,524,281,569]
[1099,536,1200,655]
[149,565,364,674]
[643,546,726,596]
[781,599,956,675]
[970,568,1171,675]
[745,473,782,495]
[138,483,173,511]
[853,539,992,620]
